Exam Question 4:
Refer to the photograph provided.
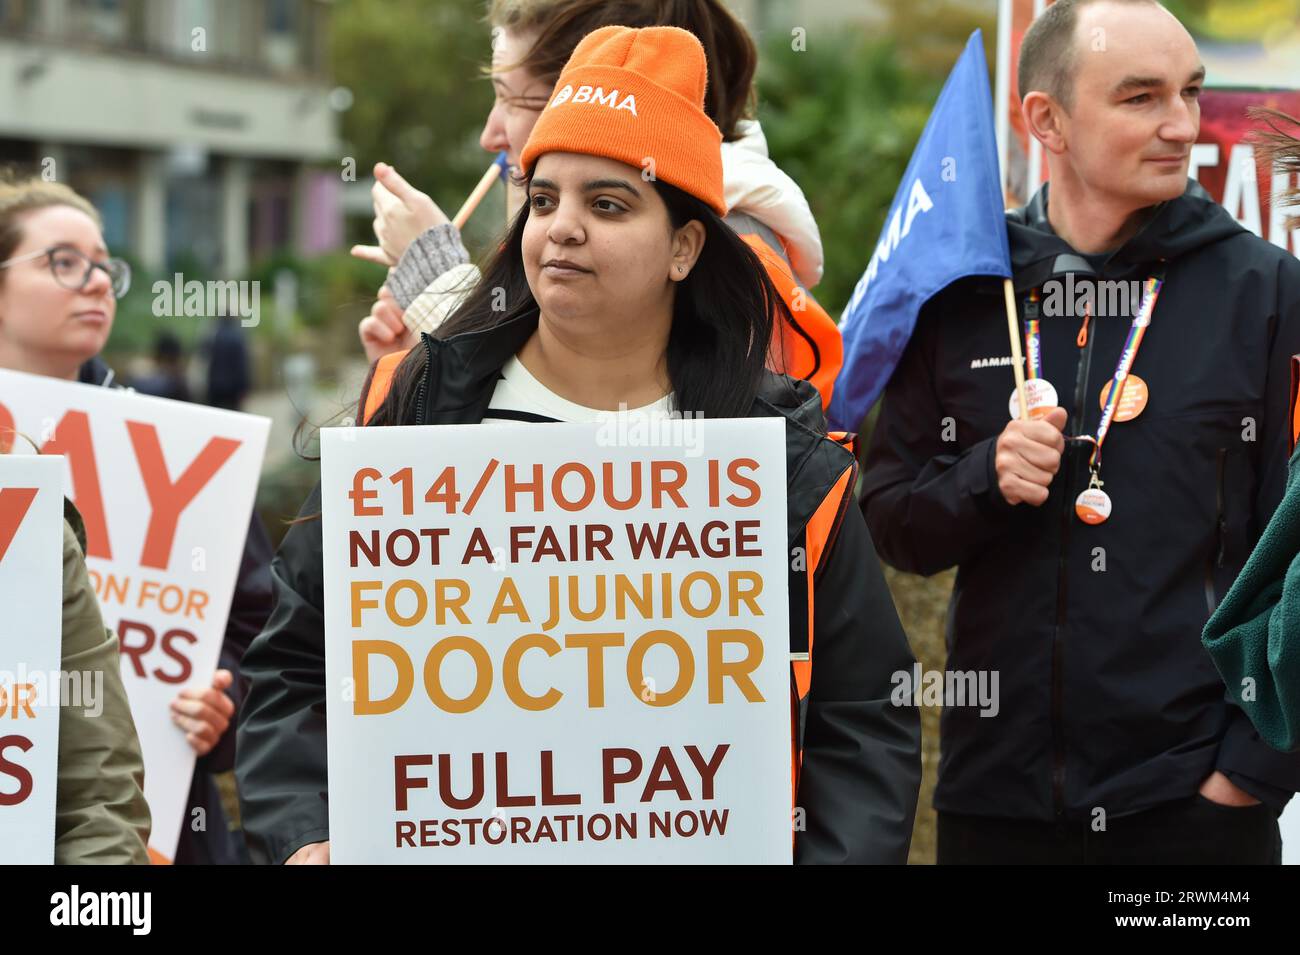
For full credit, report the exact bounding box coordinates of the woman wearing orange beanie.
[238,26,921,865]
[353,0,843,412]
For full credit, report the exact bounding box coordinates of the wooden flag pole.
[452,159,504,230]
[1004,277,1029,419]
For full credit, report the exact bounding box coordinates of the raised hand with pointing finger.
[350,162,450,267]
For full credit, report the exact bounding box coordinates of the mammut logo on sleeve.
[550,83,638,116]
[0,487,38,564]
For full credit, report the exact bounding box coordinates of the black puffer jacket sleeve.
[235,485,330,864]
[198,512,272,775]
[794,503,921,864]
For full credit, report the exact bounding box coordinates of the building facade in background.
[0,0,343,278]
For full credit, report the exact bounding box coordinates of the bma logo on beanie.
[522,26,726,215]
[549,83,638,117]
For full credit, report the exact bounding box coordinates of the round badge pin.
[1075,487,1112,525]
[1009,378,1060,420]
[1099,374,1150,422]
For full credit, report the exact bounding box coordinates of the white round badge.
[1008,378,1060,420]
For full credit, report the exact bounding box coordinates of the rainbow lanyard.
[1078,275,1164,472]
[1023,318,1043,381]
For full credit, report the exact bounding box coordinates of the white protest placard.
[321,418,792,863]
[0,369,269,861]
[0,454,63,863]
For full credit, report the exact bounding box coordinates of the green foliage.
[101,253,204,359]
[757,35,936,316]
[330,0,496,236]
[877,0,997,80]
[245,250,383,332]
[755,0,996,316]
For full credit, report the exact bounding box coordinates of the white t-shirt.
[484,355,675,424]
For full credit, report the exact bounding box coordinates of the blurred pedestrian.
[203,315,252,411]
[132,331,191,403]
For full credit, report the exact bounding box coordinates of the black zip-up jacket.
[862,180,1300,822]
[236,312,922,864]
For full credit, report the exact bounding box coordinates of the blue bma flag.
[828,30,1012,433]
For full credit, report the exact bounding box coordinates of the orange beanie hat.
[519,25,726,216]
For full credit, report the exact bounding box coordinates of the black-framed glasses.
[0,245,131,299]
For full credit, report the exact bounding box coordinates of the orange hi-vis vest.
[1290,354,1300,455]
[738,233,843,413]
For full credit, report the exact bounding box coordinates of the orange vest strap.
[1290,355,1300,455]
[362,348,412,425]
[791,460,857,702]
[790,457,858,822]
[825,430,858,457]
[737,233,844,412]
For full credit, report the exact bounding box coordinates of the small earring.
[677,265,686,275]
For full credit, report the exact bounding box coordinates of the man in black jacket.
[863,0,1300,863]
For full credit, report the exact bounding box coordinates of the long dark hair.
[366,176,787,428]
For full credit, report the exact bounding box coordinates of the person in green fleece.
[1203,108,1300,753]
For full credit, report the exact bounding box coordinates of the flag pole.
[1004,278,1029,419]
[453,154,507,230]
[994,0,1012,190]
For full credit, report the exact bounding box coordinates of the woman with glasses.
[0,181,129,379]
[0,174,149,862]
[0,173,274,865]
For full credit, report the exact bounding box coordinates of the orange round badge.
[1075,487,1112,525]
[1098,374,1149,422]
